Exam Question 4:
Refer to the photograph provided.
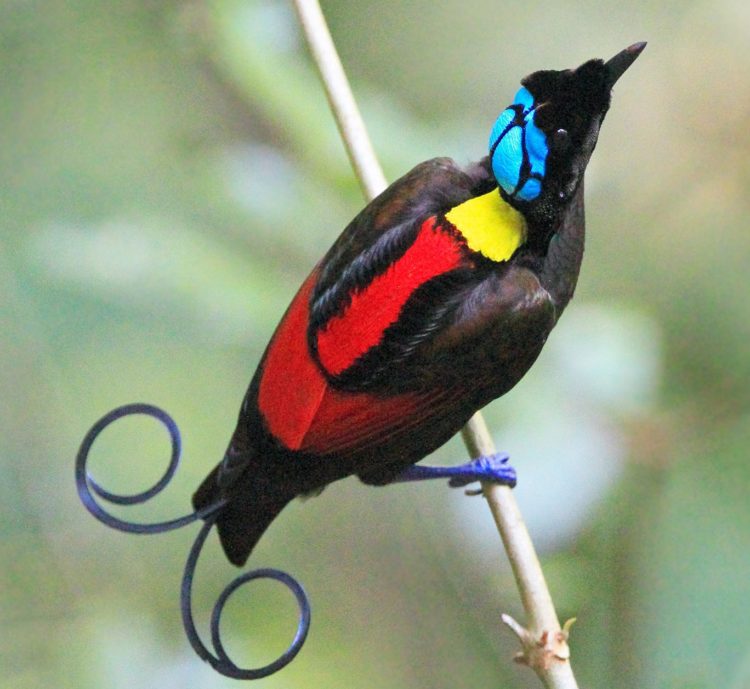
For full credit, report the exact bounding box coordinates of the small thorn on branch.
[501,614,576,671]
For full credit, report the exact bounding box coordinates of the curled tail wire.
[76,403,309,679]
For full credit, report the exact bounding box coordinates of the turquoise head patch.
[489,87,548,202]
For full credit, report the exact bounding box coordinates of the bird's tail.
[192,457,295,567]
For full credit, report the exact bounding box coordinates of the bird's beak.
[605,42,647,88]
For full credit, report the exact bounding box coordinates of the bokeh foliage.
[2,1,749,688]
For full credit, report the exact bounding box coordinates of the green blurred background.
[2,1,749,687]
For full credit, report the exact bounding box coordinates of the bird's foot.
[447,453,516,488]
[392,453,516,489]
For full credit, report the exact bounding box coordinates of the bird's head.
[489,42,646,219]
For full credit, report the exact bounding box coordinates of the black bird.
[194,43,646,566]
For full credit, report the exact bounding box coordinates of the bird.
[193,43,646,567]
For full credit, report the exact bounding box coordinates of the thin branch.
[291,1,579,687]
[461,416,579,688]
[291,0,387,200]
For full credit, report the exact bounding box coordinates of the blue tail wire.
[75,403,311,680]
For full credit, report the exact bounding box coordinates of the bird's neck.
[444,183,586,314]
[538,183,586,313]
[444,189,527,263]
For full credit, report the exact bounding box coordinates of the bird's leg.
[390,453,516,488]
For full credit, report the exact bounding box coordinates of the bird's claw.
[448,453,516,489]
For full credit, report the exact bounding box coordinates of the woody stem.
[291,1,579,687]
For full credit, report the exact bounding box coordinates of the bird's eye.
[550,128,570,154]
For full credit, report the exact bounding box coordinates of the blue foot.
[392,453,516,489]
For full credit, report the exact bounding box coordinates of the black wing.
[415,265,557,398]
[309,156,495,331]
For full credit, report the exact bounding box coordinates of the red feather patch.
[257,218,468,456]
[257,270,326,451]
[315,218,463,375]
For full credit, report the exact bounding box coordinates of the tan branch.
[291,0,387,200]
[291,1,579,686]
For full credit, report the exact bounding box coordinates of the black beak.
[605,42,647,88]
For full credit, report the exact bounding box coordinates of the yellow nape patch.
[445,190,526,262]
